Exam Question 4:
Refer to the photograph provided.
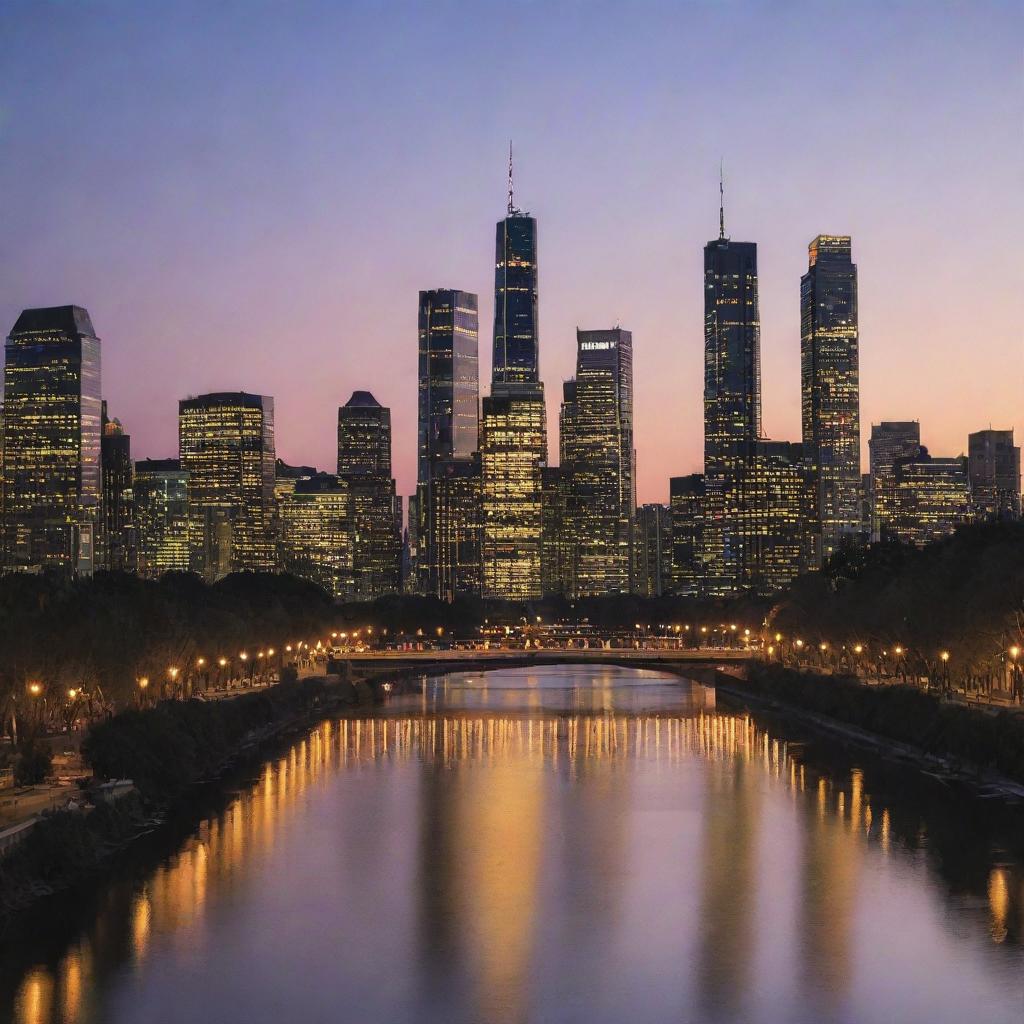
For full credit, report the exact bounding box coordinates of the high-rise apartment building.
[968,429,1021,521]
[278,473,353,598]
[541,465,573,597]
[560,328,635,596]
[869,421,921,541]
[893,451,970,546]
[99,404,134,572]
[702,215,761,594]
[670,474,705,597]
[134,459,190,577]
[3,305,102,573]
[801,235,861,563]
[481,167,547,600]
[178,392,276,577]
[338,391,400,598]
[416,289,480,598]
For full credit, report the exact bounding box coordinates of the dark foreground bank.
[0,677,375,921]
[729,661,1024,790]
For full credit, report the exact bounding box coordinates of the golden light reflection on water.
[10,705,1024,1023]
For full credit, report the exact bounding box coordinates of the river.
[4,665,1024,1023]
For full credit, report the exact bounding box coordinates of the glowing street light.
[138,677,149,690]
[819,642,828,652]
[168,667,179,681]
[218,657,228,668]
[28,682,42,697]
[853,644,863,655]
[795,639,804,649]
[68,688,78,700]
[894,646,904,656]
[940,651,950,663]
[239,652,249,662]
[1010,646,1020,661]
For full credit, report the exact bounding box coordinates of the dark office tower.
[670,474,705,596]
[338,391,392,475]
[702,215,761,595]
[134,459,190,577]
[968,429,1021,521]
[634,503,672,597]
[99,403,134,571]
[338,391,400,597]
[868,421,921,541]
[417,289,480,598]
[481,159,547,599]
[3,306,101,574]
[562,328,635,596]
[425,455,482,600]
[541,466,573,597]
[178,392,276,578]
[801,236,861,564]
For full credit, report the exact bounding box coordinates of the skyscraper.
[99,403,134,572]
[869,421,921,541]
[670,474,705,596]
[634,503,672,597]
[968,429,1021,521]
[417,289,480,598]
[481,156,547,599]
[278,473,353,597]
[178,392,276,577]
[893,451,970,546]
[561,328,635,596]
[702,195,761,594]
[3,305,101,574]
[134,459,190,577]
[338,391,400,597]
[801,235,861,563]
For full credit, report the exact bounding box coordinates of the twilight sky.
[1,1,1021,504]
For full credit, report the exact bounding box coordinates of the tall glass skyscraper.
[702,224,761,595]
[560,328,635,596]
[801,235,861,563]
[134,458,190,577]
[481,170,547,599]
[417,289,480,598]
[178,392,276,577]
[99,404,134,572]
[3,305,102,573]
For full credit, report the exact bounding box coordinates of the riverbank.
[0,675,377,922]
[720,661,1024,798]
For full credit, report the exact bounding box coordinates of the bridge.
[334,647,752,688]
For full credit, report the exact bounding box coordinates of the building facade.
[133,459,190,578]
[416,289,480,598]
[634,503,672,597]
[868,421,921,541]
[481,185,547,600]
[560,328,635,596]
[702,232,761,594]
[3,305,102,573]
[178,392,277,577]
[670,474,705,596]
[801,235,861,563]
[99,405,134,572]
[278,473,353,597]
[968,429,1021,521]
[338,391,401,598]
[893,451,970,546]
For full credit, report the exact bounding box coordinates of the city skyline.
[1,3,1019,505]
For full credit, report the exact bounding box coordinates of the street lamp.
[28,682,42,697]
[138,677,149,690]
[940,651,950,663]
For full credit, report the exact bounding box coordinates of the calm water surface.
[6,665,1024,1024]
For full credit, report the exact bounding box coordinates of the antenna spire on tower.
[508,140,515,216]
[719,159,726,240]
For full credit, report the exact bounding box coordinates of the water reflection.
[6,667,1024,1024]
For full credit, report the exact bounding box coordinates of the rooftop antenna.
[719,159,726,240]
[508,140,515,215]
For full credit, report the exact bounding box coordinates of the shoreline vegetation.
[725,661,1024,796]
[0,676,376,923]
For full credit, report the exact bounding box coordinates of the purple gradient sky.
[1,2,1021,504]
